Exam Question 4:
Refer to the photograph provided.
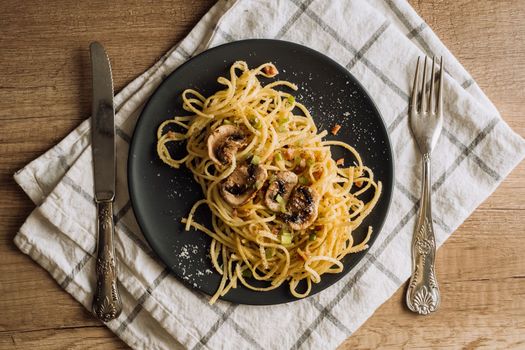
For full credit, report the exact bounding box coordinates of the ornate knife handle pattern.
[92,201,122,322]
[406,153,440,315]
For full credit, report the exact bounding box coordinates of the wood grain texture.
[1,327,128,350]
[0,0,523,349]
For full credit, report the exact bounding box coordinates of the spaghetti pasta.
[157,61,381,303]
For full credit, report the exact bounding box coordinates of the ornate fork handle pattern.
[406,153,440,315]
[92,201,122,322]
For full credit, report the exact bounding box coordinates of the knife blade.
[90,41,122,322]
[91,41,115,201]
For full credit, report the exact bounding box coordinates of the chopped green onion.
[287,95,295,104]
[242,269,253,278]
[275,152,283,162]
[276,194,287,212]
[278,116,289,125]
[294,155,302,165]
[279,125,287,133]
[309,233,317,241]
[299,176,309,185]
[251,155,261,165]
[250,116,262,129]
[281,233,292,245]
[306,158,314,167]
[265,248,275,258]
[223,119,232,125]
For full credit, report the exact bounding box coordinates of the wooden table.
[1,1,523,349]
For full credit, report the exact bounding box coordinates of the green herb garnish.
[278,116,289,125]
[275,194,286,212]
[299,176,309,185]
[249,116,262,129]
[281,232,292,245]
[265,248,275,258]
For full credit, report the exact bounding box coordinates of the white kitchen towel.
[13,0,525,349]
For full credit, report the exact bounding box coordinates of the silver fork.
[406,56,444,315]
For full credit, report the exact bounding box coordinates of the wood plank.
[0,326,128,350]
[339,277,525,350]
[0,249,101,332]
[439,210,525,282]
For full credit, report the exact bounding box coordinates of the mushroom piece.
[207,125,247,165]
[281,186,320,230]
[220,163,268,207]
[265,171,298,212]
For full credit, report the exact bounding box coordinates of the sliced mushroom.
[207,125,247,165]
[220,163,268,207]
[281,186,320,230]
[265,171,298,212]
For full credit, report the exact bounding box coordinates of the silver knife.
[90,41,122,322]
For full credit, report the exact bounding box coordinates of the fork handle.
[406,153,440,315]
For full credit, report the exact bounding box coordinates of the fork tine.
[420,56,428,113]
[437,57,444,115]
[429,56,436,113]
[411,57,421,114]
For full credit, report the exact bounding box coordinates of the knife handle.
[92,201,122,322]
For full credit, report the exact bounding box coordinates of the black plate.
[128,39,393,305]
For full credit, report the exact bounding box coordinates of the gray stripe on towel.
[192,305,238,350]
[407,22,427,40]
[116,268,171,335]
[382,0,434,57]
[308,298,352,335]
[188,288,265,350]
[275,0,315,39]
[346,21,390,71]
[432,119,500,191]
[442,128,501,182]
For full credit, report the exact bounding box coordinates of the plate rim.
[128,38,395,305]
